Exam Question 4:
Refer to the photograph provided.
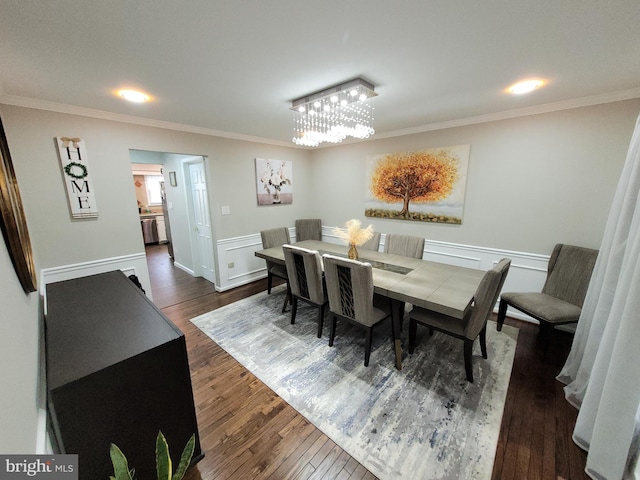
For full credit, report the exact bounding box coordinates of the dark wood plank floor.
[146,243,589,480]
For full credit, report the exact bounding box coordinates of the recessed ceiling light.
[507,80,544,95]
[117,89,150,103]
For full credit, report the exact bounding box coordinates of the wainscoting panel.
[39,253,152,309]
[216,228,296,292]
[215,227,550,324]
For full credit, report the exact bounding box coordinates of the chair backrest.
[465,258,511,339]
[283,245,325,304]
[359,231,381,251]
[322,254,378,327]
[542,244,598,308]
[383,234,425,259]
[295,219,322,241]
[261,227,290,249]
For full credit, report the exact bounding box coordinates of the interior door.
[188,161,215,284]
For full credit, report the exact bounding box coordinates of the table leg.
[391,299,404,370]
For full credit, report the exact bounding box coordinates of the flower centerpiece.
[332,219,374,260]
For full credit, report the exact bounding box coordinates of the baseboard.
[173,261,195,276]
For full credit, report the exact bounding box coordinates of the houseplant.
[109,431,195,480]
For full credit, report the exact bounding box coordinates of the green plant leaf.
[109,444,133,480]
[156,431,172,480]
[172,434,196,480]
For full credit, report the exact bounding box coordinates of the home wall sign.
[55,137,98,218]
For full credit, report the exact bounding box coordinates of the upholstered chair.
[283,245,328,338]
[409,258,511,382]
[260,227,291,312]
[383,234,425,259]
[497,244,598,336]
[295,219,322,242]
[359,231,382,252]
[322,254,392,367]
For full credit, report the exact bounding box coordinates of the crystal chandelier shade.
[291,78,377,147]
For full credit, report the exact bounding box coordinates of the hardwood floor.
[146,243,589,480]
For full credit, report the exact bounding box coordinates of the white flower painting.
[255,158,293,205]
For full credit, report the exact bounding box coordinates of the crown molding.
[374,87,640,140]
[2,87,640,148]
[0,94,294,148]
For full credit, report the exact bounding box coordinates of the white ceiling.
[1,1,639,147]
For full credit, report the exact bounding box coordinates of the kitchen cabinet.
[156,215,167,243]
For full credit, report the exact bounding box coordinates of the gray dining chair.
[322,254,392,366]
[408,258,511,382]
[283,244,328,338]
[383,234,425,259]
[359,231,382,252]
[497,243,598,337]
[260,227,291,312]
[295,219,322,241]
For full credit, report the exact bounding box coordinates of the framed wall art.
[365,144,470,224]
[255,158,293,205]
[0,116,37,292]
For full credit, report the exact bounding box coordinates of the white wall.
[310,100,640,254]
[0,237,40,453]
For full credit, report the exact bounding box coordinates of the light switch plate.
[221,205,231,215]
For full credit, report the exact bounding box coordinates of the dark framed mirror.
[0,115,37,293]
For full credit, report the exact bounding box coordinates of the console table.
[45,271,202,479]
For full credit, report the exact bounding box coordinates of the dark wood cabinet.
[45,271,202,480]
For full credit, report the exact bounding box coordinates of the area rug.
[191,285,518,480]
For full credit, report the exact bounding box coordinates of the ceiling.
[1,1,639,147]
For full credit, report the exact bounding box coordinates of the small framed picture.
[169,171,177,187]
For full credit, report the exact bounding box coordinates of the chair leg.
[364,327,373,367]
[290,297,298,324]
[316,304,325,338]
[479,325,488,359]
[497,299,508,331]
[408,318,417,354]
[463,339,474,383]
[329,315,337,347]
[267,273,273,294]
[538,321,553,347]
[281,282,290,313]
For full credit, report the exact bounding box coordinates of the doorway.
[129,150,216,287]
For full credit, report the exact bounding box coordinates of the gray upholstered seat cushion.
[269,264,287,279]
[500,291,581,324]
[410,307,467,337]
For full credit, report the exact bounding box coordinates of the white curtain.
[557,113,640,479]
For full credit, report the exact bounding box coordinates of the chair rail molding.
[39,252,152,307]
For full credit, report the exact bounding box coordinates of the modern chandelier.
[291,78,377,147]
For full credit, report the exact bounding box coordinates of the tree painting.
[365,145,469,223]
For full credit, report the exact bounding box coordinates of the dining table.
[255,240,486,370]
